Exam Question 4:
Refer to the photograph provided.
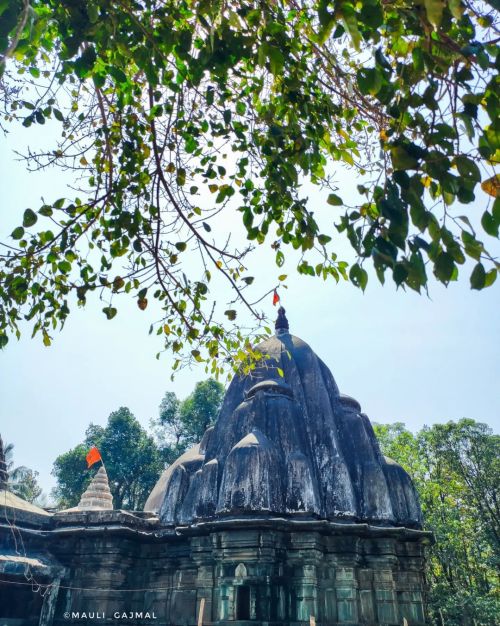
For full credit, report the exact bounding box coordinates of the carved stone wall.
[1,508,429,626]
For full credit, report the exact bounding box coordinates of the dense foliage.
[151,377,224,463]
[374,419,500,626]
[0,1,498,372]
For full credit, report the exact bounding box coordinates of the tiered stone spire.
[77,465,113,510]
[0,435,8,491]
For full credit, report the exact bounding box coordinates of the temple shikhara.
[0,309,431,625]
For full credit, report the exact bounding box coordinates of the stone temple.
[0,309,431,625]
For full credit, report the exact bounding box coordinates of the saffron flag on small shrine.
[272,289,280,306]
[86,446,102,468]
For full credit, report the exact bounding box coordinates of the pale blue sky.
[1,118,499,498]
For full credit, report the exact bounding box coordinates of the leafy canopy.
[1,0,499,373]
[374,419,500,626]
[151,377,224,463]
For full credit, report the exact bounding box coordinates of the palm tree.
[4,441,30,485]
[0,436,42,503]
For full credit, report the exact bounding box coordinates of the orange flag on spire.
[273,289,280,306]
[86,446,102,468]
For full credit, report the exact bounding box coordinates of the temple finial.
[275,306,289,334]
[0,435,8,491]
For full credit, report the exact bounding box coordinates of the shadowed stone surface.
[145,309,422,530]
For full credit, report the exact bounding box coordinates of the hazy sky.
[1,113,499,499]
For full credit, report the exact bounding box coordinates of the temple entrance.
[235,585,250,620]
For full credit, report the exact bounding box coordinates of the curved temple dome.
[145,308,421,528]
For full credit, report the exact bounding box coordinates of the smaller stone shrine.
[65,465,114,511]
[0,310,432,626]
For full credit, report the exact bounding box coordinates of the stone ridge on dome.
[145,309,422,529]
[246,379,293,399]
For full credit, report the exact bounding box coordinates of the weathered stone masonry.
[0,309,432,625]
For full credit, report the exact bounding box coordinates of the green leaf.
[224,309,237,321]
[243,209,253,229]
[470,262,486,290]
[393,263,409,286]
[493,198,500,224]
[424,0,444,28]
[434,252,455,282]
[11,226,25,239]
[454,156,481,183]
[349,264,368,291]
[461,231,483,260]
[448,0,464,19]
[74,46,97,79]
[191,349,202,362]
[267,46,285,75]
[108,66,127,84]
[327,193,343,206]
[103,306,117,320]
[176,168,186,186]
[39,205,53,217]
[57,260,71,274]
[87,3,99,23]
[391,146,418,171]
[23,209,37,227]
[484,268,497,287]
[357,68,382,96]
[481,211,498,237]
[340,2,361,49]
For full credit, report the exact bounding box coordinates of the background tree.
[4,442,43,504]
[0,1,498,372]
[152,378,224,464]
[152,391,184,464]
[51,443,90,509]
[52,407,163,509]
[374,419,499,626]
[178,378,225,445]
